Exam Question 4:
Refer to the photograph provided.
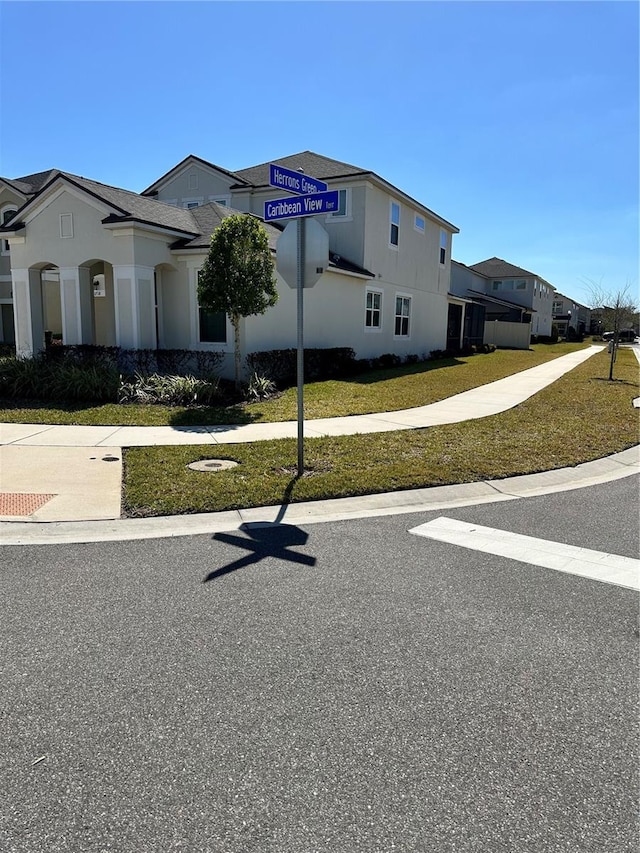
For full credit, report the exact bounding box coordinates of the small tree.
[198,214,278,390]
[585,280,638,380]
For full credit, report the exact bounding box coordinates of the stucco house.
[450,256,556,349]
[551,292,590,337]
[0,152,460,378]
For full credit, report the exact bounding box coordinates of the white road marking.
[408,517,640,590]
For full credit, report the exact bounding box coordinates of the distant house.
[0,152,459,377]
[450,256,556,349]
[551,293,590,337]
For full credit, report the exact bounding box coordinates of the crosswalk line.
[408,517,640,590]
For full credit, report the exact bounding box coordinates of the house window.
[209,197,229,207]
[365,289,382,329]
[329,188,350,219]
[492,281,502,291]
[515,279,527,290]
[59,213,73,238]
[183,197,204,209]
[414,214,425,233]
[394,295,411,337]
[390,202,400,247]
[439,229,447,265]
[1,207,17,254]
[199,309,227,343]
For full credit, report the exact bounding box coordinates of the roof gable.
[141,155,250,196]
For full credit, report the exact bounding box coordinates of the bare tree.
[585,280,638,380]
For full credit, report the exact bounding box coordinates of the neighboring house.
[0,152,460,376]
[450,256,556,349]
[0,171,61,343]
[552,293,590,337]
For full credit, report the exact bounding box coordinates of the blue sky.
[0,1,637,306]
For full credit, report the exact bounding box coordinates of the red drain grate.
[0,493,56,517]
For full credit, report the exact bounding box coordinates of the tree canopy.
[198,214,278,388]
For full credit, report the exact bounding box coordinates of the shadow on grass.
[334,358,465,386]
[167,404,261,427]
[591,377,639,388]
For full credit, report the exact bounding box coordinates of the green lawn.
[0,343,586,426]
[123,347,639,518]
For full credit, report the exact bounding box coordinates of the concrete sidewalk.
[1,344,638,532]
[0,346,603,447]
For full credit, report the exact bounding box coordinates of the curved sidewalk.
[0,345,605,447]
[1,344,638,538]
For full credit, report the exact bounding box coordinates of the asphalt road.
[1,477,638,852]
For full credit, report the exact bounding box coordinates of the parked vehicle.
[601,330,637,342]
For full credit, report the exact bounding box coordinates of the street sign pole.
[267,164,332,477]
[296,216,305,477]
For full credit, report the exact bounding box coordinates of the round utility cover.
[188,459,238,473]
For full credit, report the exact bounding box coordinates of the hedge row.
[44,344,224,379]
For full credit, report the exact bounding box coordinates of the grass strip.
[123,347,639,517]
[0,343,585,426]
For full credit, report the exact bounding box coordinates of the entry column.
[58,266,93,345]
[112,265,156,349]
[11,268,44,358]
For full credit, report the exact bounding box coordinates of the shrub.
[245,372,277,402]
[0,353,119,402]
[245,347,357,387]
[118,373,221,407]
[371,353,402,370]
[43,345,224,379]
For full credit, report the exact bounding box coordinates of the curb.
[2,446,638,545]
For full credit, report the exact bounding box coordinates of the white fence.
[483,320,531,350]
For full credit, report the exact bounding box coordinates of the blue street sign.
[264,191,339,221]
[269,164,328,196]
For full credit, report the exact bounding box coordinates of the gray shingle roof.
[173,203,283,250]
[11,170,59,194]
[469,257,538,279]
[234,151,370,187]
[63,173,200,234]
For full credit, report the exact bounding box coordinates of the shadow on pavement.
[204,522,317,582]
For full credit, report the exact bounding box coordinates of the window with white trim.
[197,270,226,343]
[439,229,447,265]
[59,213,73,238]
[199,309,227,343]
[182,197,204,209]
[390,202,400,247]
[329,188,350,219]
[394,295,411,337]
[1,206,17,254]
[365,289,382,330]
[208,195,230,207]
[414,214,425,233]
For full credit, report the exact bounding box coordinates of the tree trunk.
[232,314,241,391]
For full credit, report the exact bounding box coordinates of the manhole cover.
[188,459,238,473]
